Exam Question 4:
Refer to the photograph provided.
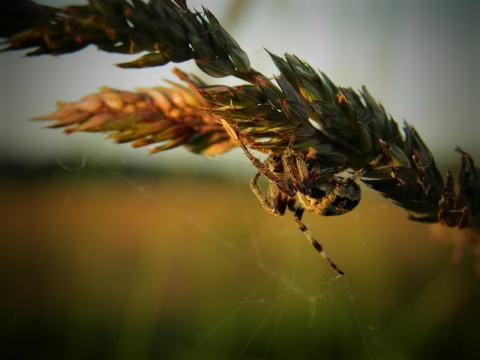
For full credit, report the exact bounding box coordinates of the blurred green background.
[1,163,479,359]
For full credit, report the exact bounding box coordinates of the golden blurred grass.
[1,169,479,359]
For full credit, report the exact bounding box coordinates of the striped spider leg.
[238,131,384,276]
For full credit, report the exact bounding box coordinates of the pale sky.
[1,0,479,172]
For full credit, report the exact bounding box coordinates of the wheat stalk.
[2,0,479,238]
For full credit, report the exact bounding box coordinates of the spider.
[238,128,384,276]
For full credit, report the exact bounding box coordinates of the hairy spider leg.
[249,171,288,216]
[238,130,346,275]
[289,201,345,276]
[282,140,311,195]
[238,139,296,197]
[282,125,345,195]
[340,152,385,185]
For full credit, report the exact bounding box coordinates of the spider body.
[297,181,361,216]
[238,129,383,276]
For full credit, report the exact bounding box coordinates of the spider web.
[2,133,479,360]
[0,134,377,358]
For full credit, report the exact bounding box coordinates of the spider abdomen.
[298,182,361,216]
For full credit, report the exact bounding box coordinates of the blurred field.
[1,166,479,359]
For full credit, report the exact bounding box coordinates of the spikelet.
[2,0,479,235]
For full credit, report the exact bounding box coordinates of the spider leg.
[282,126,312,195]
[249,171,288,216]
[238,138,296,197]
[458,207,469,229]
[341,152,384,185]
[289,200,345,276]
[283,147,311,195]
